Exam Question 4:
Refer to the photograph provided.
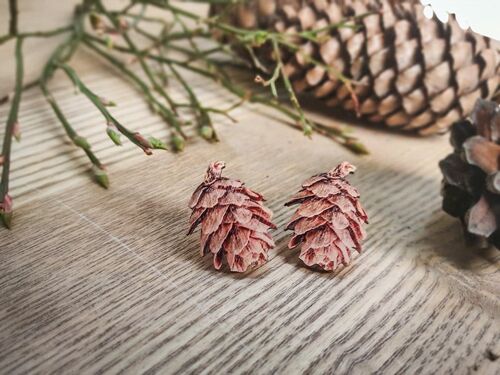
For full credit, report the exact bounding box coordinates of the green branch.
[0,37,23,228]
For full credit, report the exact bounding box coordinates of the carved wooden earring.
[188,161,276,272]
[285,162,368,271]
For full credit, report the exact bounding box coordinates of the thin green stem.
[0,79,39,105]
[169,63,218,141]
[119,11,169,25]
[8,0,18,36]
[40,82,106,170]
[271,39,311,135]
[0,25,73,45]
[0,37,23,228]
[1,37,23,195]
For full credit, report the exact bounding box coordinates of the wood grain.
[1,4,499,375]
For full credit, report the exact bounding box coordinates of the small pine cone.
[212,0,500,135]
[188,161,276,272]
[285,162,368,271]
[439,99,500,248]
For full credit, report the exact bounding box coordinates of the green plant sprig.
[0,0,369,229]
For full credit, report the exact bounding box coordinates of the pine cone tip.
[205,160,226,183]
[329,161,357,178]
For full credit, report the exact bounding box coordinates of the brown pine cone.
[188,161,276,272]
[439,99,500,248]
[285,162,368,271]
[212,0,500,135]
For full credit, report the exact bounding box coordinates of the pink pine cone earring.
[285,162,368,271]
[188,161,276,272]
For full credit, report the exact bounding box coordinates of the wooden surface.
[1,4,500,375]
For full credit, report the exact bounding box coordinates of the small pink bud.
[0,194,13,214]
[118,17,129,31]
[89,13,106,33]
[105,34,115,49]
[126,56,138,65]
[133,133,153,155]
[99,97,116,107]
[0,194,12,228]
[12,121,21,142]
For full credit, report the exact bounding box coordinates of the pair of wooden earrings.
[188,161,368,273]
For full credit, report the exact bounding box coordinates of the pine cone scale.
[463,136,500,174]
[466,195,496,238]
[188,217,206,237]
[219,191,249,206]
[208,223,233,254]
[293,215,327,234]
[229,206,253,223]
[188,186,206,209]
[297,198,334,217]
[225,227,252,254]
[201,205,229,234]
[198,188,226,208]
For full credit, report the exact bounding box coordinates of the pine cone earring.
[188,161,276,272]
[285,162,368,271]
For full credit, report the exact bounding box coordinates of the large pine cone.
[188,161,276,272]
[285,162,368,271]
[439,99,500,248]
[213,0,500,135]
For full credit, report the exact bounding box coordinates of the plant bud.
[148,136,167,150]
[106,124,122,146]
[100,97,116,107]
[200,125,214,141]
[133,133,153,155]
[92,166,109,189]
[171,134,185,152]
[12,121,21,142]
[303,124,313,137]
[89,13,105,32]
[0,194,13,229]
